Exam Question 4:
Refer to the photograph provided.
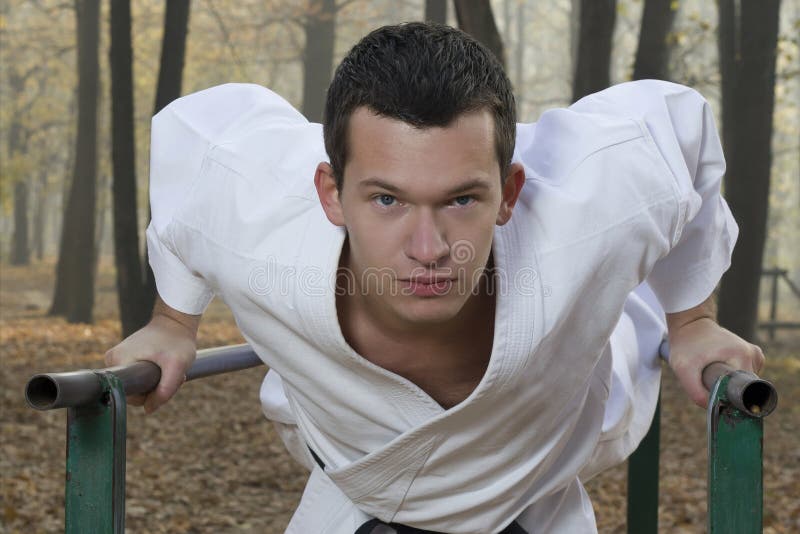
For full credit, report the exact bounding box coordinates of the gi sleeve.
[146,83,308,315]
[146,94,214,315]
[571,80,739,313]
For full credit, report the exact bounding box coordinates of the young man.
[107,23,763,533]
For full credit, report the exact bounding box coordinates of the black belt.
[354,517,528,534]
[308,446,529,534]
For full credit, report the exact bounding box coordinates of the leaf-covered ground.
[1,261,798,533]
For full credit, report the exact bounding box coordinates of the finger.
[689,385,709,408]
[104,348,116,367]
[671,359,708,408]
[143,356,186,414]
[752,345,765,374]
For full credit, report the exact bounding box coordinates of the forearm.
[666,294,717,342]
[151,294,202,340]
[664,293,764,407]
[105,293,203,412]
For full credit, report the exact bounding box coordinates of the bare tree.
[154,0,191,115]
[514,1,525,95]
[120,0,194,331]
[11,180,29,265]
[454,0,505,68]
[633,0,677,80]
[7,69,38,266]
[50,0,100,323]
[425,0,447,24]
[32,168,48,260]
[302,0,336,122]
[110,0,150,336]
[717,0,782,341]
[572,0,616,102]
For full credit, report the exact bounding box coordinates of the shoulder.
[514,80,709,184]
[153,83,308,145]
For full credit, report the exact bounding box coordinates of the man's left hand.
[666,298,765,408]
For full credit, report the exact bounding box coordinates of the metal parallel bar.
[624,362,777,533]
[26,344,263,411]
[45,346,263,534]
[626,392,661,534]
[707,374,764,534]
[30,350,779,533]
[65,372,126,534]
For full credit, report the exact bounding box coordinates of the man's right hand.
[105,296,201,414]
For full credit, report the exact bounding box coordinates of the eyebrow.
[359,177,492,196]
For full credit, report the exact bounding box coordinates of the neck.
[337,264,496,349]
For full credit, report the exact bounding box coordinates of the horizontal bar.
[25,344,263,411]
[757,321,800,329]
[701,362,778,417]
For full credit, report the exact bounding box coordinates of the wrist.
[151,296,201,340]
[666,295,717,338]
[151,312,198,341]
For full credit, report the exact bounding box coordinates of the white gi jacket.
[146,80,737,533]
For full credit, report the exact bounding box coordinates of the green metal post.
[626,393,660,534]
[707,374,764,533]
[65,372,127,534]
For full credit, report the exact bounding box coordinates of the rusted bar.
[25,344,263,411]
[701,362,778,417]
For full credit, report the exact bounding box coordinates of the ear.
[314,162,345,227]
[496,162,526,225]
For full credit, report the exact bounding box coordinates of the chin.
[394,297,465,326]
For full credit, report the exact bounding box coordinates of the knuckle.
[156,384,175,400]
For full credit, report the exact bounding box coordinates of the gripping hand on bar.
[104,295,201,414]
[665,295,766,408]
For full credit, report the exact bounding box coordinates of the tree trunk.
[454,0,505,68]
[716,0,781,342]
[11,181,30,265]
[570,0,581,76]
[425,0,447,24]
[51,0,100,323]
[633,0,677,81]
[153,0,191,115]
[572,0,616,102]
[133,0,192,323]
[515,1,525,96]
[32,169,47,260]
[7,81,30,265]
[302,0,335,123]
[110,0,150,336]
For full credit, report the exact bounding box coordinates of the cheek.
[346,217,401,267]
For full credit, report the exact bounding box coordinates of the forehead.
[344,107,499,193]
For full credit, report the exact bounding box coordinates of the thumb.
[671,356,710,408]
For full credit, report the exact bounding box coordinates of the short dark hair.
[323,22,516,189]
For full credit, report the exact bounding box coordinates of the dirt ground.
[1,260,798,533]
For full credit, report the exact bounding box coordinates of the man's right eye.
[374,194,397,207]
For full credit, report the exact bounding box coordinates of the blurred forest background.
[0,0,798,339]
[1,0,799,532]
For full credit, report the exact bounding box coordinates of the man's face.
[315,107,524,330]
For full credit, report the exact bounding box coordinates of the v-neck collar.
[295,201,542,422]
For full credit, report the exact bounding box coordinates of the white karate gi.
[146,80,737,533]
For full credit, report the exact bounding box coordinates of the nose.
[405,209,450,266]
